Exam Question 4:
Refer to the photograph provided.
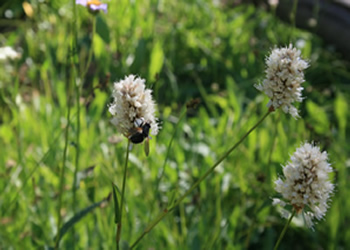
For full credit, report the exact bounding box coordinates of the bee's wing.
[144,137,150,156]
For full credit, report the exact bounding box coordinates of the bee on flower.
[273,142,335,229]
[108,75,159,155]
[255,44,309,118]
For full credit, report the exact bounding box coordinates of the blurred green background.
[1,0,350,249]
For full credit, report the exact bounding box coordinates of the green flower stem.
[130,110,271,249]
[290,0,299,42]
[274,210,296,250]
[154,107,187,197]
[116,140,131,250]
[71,10,96,250]
[147,107,186,224]
[54,61,74,250]
[82,17,96,79]
[71,59,81,248]
[267,113,280,183]
[71,0,80,247]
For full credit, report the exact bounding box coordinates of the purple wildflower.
[76,0,107,13]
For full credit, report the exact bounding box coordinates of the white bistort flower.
[273,142,334,229]
[0,46,20,61]
[108,74,159,138]
[255,44,309,118]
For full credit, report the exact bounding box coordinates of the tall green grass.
[0,0,349,249]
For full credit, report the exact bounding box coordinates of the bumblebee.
[128,118,150,156]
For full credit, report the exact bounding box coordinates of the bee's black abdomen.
[129,133,145,144]
[142,123,151,137]
[129,120,151,144]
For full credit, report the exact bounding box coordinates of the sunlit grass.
[0,0,350,249]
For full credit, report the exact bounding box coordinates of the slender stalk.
[116,140,131,249]
[54,2,78,247]
[273,210,296,250]
[54,67,73,250]
[154,108,186,197]
[71,0,80,247]
[72,9,96,217]
[82,17,96,80]
[147,108,186,225]
[266,113,280,183]
[130,110,271,248]
[71,66,80,247]
[290,0,299,42]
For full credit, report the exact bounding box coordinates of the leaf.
[96,15,110,44]
[54,195,109,243]
[226,76,241,120]
[112,182,121,224]
[93,33,104,58]
[149,41,164,82]
[306,101,330,134]
[167,188,178,209]
[334,93,348,136]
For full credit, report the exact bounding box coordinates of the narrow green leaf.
[306,101,330,134]
[96,15,110,44]
[149,41,164,82]
[112,182,121,224]
[54,196,108,243]
[167,188,178,209]
[226,76,241,120]
[93,33,105,58]
[334,93,348,136]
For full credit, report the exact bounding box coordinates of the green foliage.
[1,0,350,249]
[55,195,109,244]
[306,100,330,134]
[112,183,121,224]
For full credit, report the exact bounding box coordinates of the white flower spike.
[108,75,159,139]
[0,46,20,61]
[255,44,309,118]
[273,142,335,229]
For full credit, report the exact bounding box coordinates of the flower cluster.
[255,44,309,118]
[273,142,334,229]
[108,75,159,138]
[76,0,107,13]
[0,46,20,61]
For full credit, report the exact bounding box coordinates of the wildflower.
[108,75,159,139]
[273,142,334,229]
[255,44,309,118]
[268,0,279,7]
[76,0,107,13]
[0,46,20,61]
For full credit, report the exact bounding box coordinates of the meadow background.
[1,0,350,249]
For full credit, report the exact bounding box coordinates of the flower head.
[255,44,309,118]
[268,0,279,7]
[0,46,20,61]
[108,75,159,138]
[273,142,334,229]
[76,0,107,13]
